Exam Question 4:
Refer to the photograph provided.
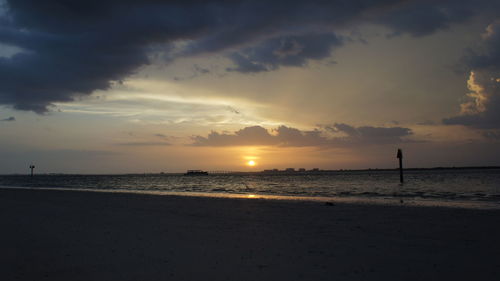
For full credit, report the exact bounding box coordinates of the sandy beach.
[1,188,499,281]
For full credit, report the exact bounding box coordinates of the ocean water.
[1,169,500,207]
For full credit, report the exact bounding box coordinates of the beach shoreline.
[2,185,499,210]
[1,188,499,280]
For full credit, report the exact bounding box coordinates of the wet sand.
[1,188,499,280]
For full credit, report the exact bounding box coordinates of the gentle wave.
[1,169,499,206]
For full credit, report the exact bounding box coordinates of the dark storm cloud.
[443,21,500,129]
[0,0,495,112]
[1,116,15,121]
[464,27,500,72]
[191,124,413,147]
[226,33,343,73]
[377,1,475,37]
[443,106,500,129]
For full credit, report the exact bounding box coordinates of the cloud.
[324,123,413,145]
[115,141,171,146]
[443,21,500,128]
[462,21,500,72]
[226,33,343,73]
[172,64,211,81]
[1,116,14,121]
[154,133,181,143]
[191,124,413,147]
[226,106,240,114]
[191,126,275,146]
[115,132,173,146]
[416,120,436,126]
[0,0,495,113]
[377,1,476,37]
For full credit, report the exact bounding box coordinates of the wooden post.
[396,149,403,183]
[29,164,35,177]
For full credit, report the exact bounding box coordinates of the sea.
[1,168,500,208]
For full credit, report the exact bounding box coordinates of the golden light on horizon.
[243,153,259,167]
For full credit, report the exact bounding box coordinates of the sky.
[1,0,500,174]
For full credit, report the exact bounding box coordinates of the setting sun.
[247,160,256,166]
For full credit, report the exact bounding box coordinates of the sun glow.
[247,160,256,166]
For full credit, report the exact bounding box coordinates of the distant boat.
[184,170,209,176]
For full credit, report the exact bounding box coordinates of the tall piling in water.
[29,164,35,177]
[396,149,403,183]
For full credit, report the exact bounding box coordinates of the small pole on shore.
[396,149,403,183]
[29,164,35,177]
